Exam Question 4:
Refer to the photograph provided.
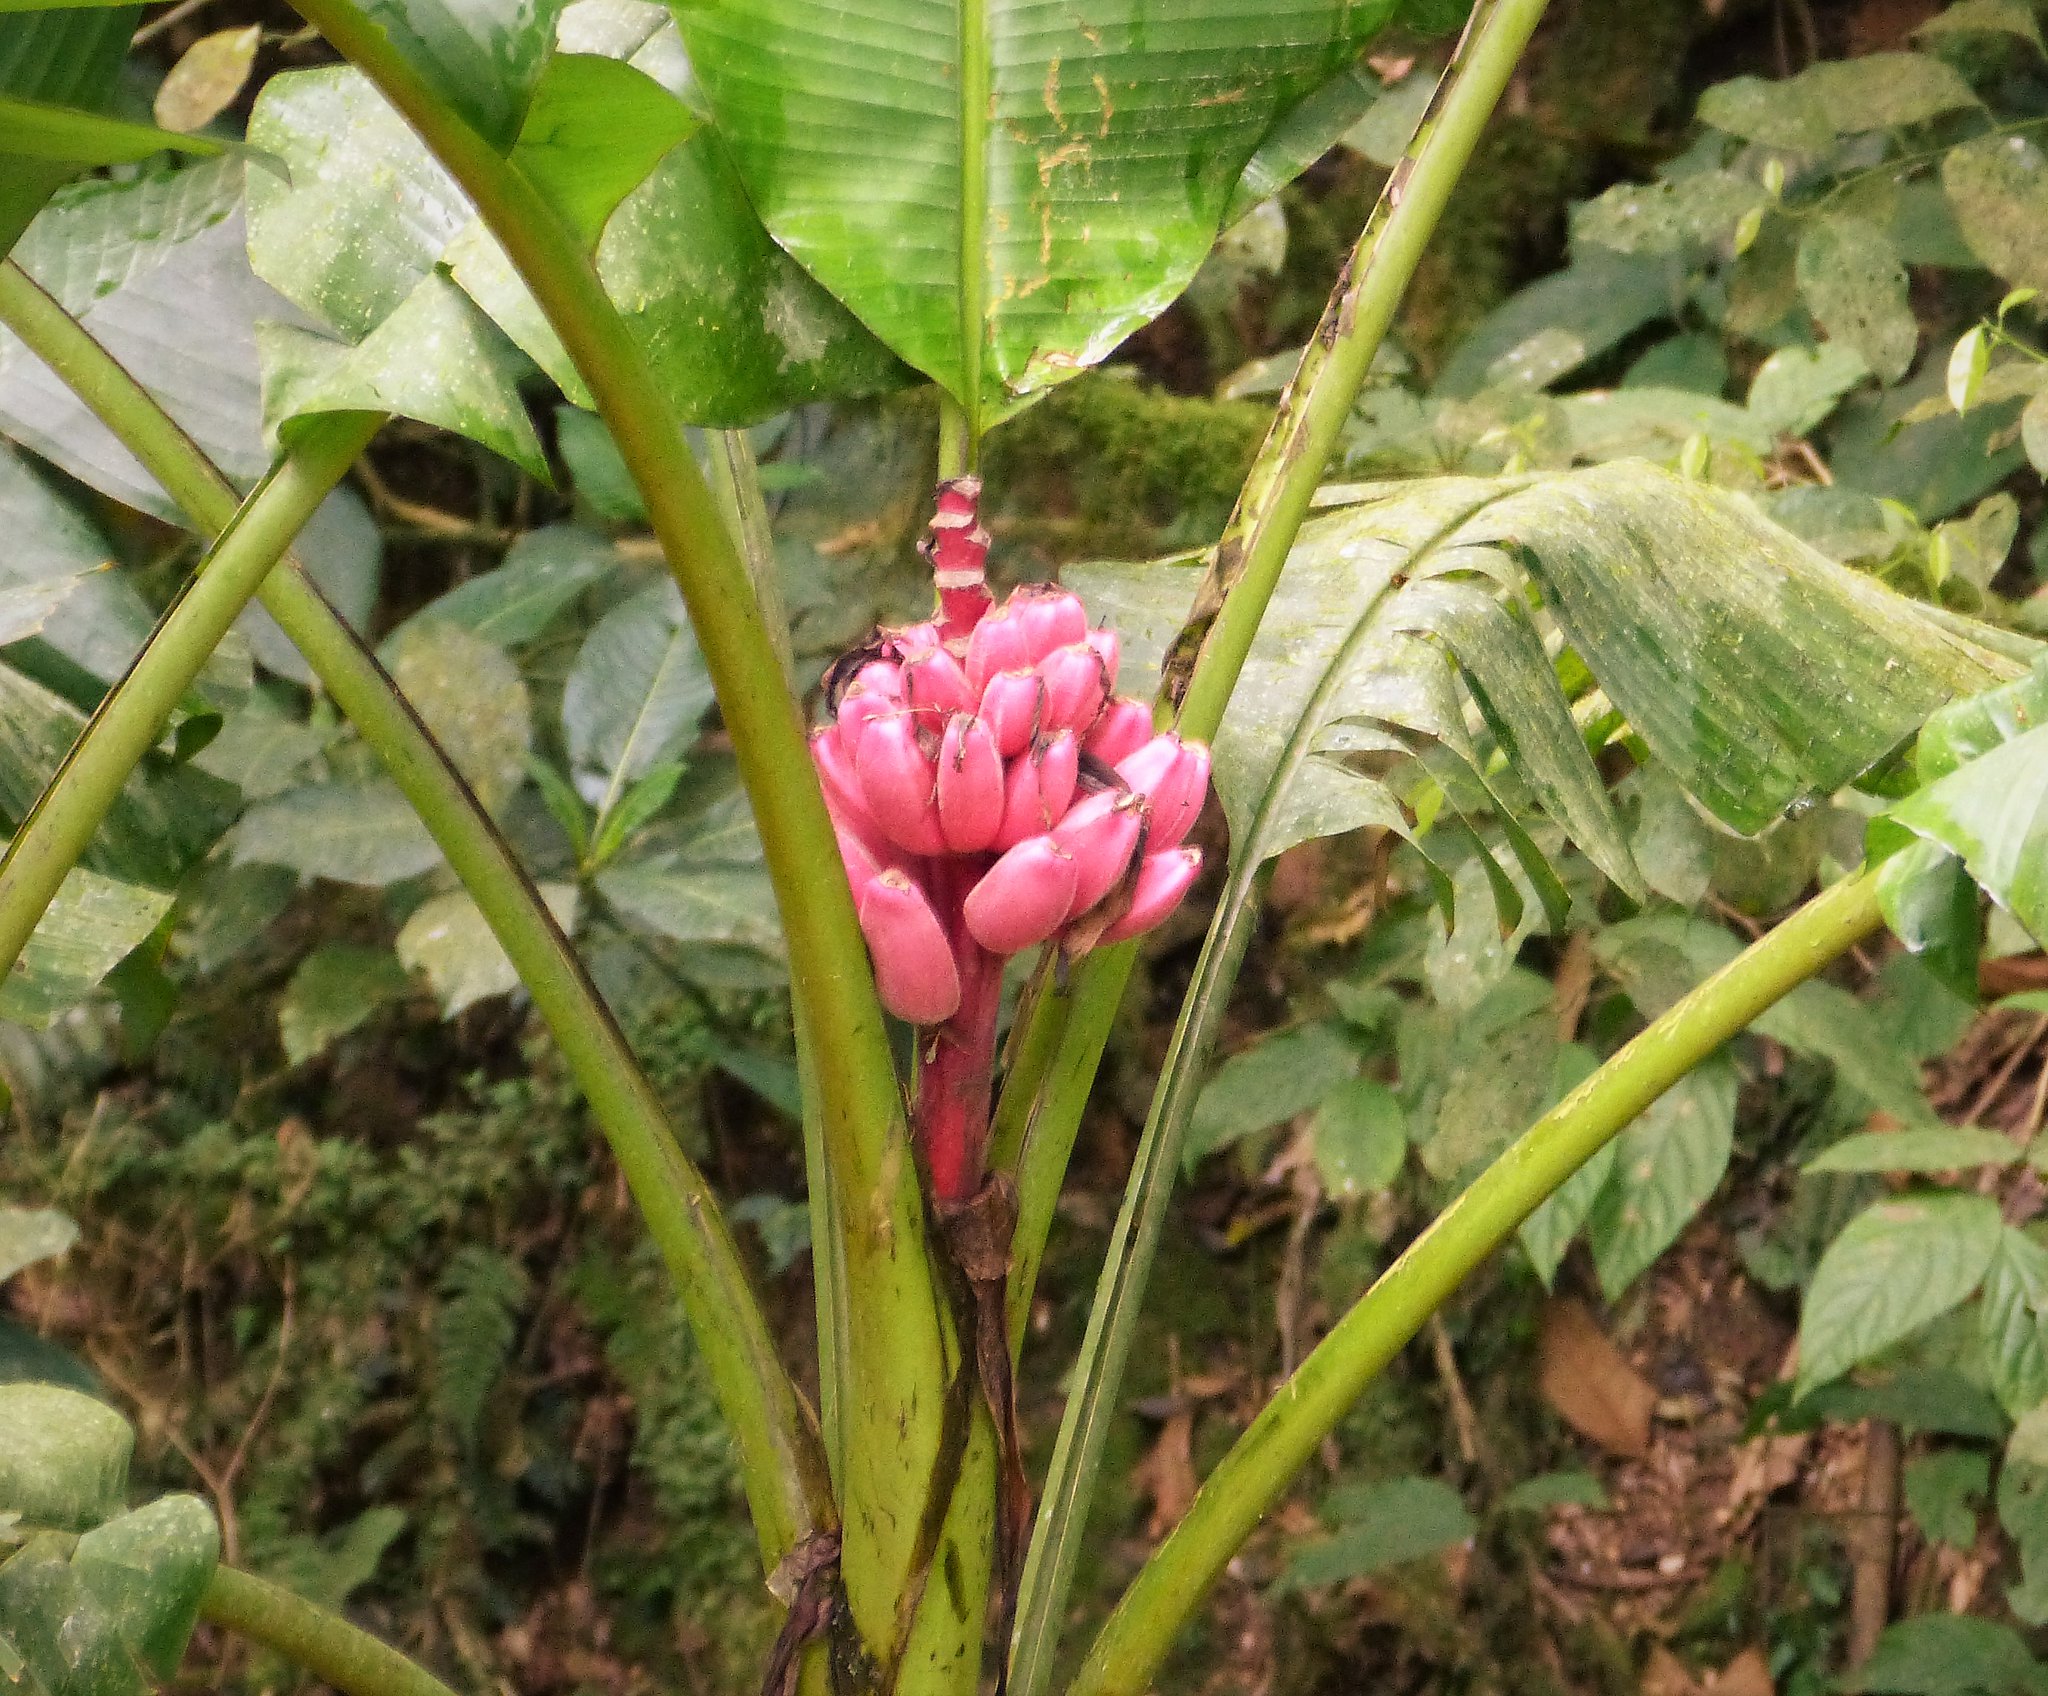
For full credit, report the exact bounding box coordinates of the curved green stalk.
[0,264,831,1569]
[1071,869,1887,1696]
[200,1565,461,1696]
[229,10,954,1667]
[997,0,1557,1351]
[0,395,377,983]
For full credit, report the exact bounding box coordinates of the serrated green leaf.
[1797,1192,2003,1395]
[0,1384,128,1528]
[1183,1021,1360,1170]
[277,944,409,1064]
[431,1246,527,1452]
[1797,216,1917,385]
[1279,1476,1475,1589]
[229,780,439,887]
[593,858,784,962]
[1807,1124,2019,1174]
[563,579,711,793]
[1981,1226,2048,1418]
[1310,1076,1405,1199]
[396,883,579,1016]
[672,0,1401,422]
[1587,1056,1736,1300]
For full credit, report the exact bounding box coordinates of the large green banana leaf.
[670,0,1407,428]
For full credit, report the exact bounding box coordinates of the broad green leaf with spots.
[670,0,1404,428]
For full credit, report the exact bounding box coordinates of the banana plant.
[1,2,2044,1694]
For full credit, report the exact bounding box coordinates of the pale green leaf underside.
[0,863,171,1028]
[1076,464,2009,925]
[672,0,1400,419]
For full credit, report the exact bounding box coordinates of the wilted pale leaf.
[385,619,532,813]
[396,883,578,1016]
[153,25,260,133]
[1946,132,2048,294]
[0,1205,75,1284]
[1797,215,1916,384]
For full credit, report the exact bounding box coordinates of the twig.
[354,459,514,544]
[133,0,216,45]
[1846,1420,1900,1668]
[214,1263,297,1556]
[1965,1013,2048,1126]
[1428,1313,1489,1479]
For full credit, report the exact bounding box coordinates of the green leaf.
[396,883,580,1016]
[1797,216,1916,386]
[394,523,613,648]
[1499,1470,1609,1514]
[383,619,532,813]
[1425,1013,1558,1186]
[1916,655,2048,781]
[1806,1124,2020,1174]
[672,0,1401,423]
[1796,1192,2003,1395]
[1799,51,1980,131]
[277,943,409,1064]
[1919,0,2043,49]
[0,445,153,683]
[358,0,567,150]
[1876,837,1981,1001]
[1889,723,2048,946]
[0,92,223,168]
[508,53,695,241]
[563,579,711,792]
[2001,1458,2048,1624]
[1434,251,1676,397]
[238,488,383,687]
[1571,169,1764,257]
[1979,1226,2048,1419]
[1841,1615,2048,1696]
[0,9,136,258]
[431,1246,527,1453]
[1903,1449,1990,1549]
[1746,342,1871,439]
[1310,1076,1405,1199]
[593,858,784,963]
[0,1208,74,1285]
[1698,75,1834,152]
[1587,1056,1737,1300]
[1520,1136,1614,1289]
[190,700,336,803]
[1944,133,2048,294]
[0,1383,128,1529]
[229,780,439,887]
[1278,1476,1475,1589]
[257,283,545,481]
[0,159,286,517]
[0,868,173,1029]
[1183,1021,1360,1170]
[554,408,643,522]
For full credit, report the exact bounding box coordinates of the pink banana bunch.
[815,589,1206,1024]
[809,481,1209,1199]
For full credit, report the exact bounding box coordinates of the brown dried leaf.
[1706,1648,1776,1696]
[1540,1298,1656,1459]
[1131,1408,1197,1540]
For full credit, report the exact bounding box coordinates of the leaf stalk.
[1070,868,1887,1696]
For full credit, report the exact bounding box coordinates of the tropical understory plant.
[4,2,2048,1695]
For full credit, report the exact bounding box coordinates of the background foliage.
[15,1,2048,1693]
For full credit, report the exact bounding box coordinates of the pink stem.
[915,870,1004,1203]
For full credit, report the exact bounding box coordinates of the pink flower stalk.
[812,482,1210,1201]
